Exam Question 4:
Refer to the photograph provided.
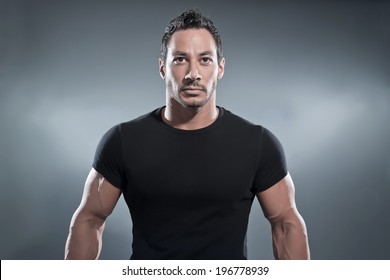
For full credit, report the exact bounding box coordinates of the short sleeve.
[251,127,288,193]
[92,125,125,189]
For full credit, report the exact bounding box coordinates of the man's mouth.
[182,87,203,90]
[181,85,206,92]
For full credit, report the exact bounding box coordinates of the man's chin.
[177,98,209,111]
[184,100,210,110]
[185,104,203,112]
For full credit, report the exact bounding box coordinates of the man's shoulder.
[99,108,161,139]
[124,107,160,124]
[222,109,282,144]
[221,107,265,131]
[115,107,161,130]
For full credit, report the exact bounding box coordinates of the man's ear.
[217,58,225,80]
[159,58,165,79]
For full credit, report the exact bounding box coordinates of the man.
[65,9,310,260]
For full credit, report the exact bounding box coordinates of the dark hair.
[161,9,223,63]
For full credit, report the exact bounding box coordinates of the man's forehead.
[167,28,217,53]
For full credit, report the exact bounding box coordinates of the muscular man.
[64,9,310,260]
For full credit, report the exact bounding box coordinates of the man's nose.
[184,63,201,81]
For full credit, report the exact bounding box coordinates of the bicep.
[256,173,297,221]
[76,168,122,221]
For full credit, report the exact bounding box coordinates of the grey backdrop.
[1,0,389,260]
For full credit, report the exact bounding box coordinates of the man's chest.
[122,132,259,204]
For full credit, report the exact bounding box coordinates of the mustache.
[180,82,207,92]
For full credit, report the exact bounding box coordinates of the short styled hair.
[161,9,223,63]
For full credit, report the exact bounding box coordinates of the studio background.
[1,0,389,259]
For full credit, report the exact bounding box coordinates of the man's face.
[160,28,225,110]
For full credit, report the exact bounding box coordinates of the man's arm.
[256,173,310,259]
[64,168,122,259]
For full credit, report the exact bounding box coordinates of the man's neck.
[162,101,219,130]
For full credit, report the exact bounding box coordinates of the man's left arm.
[256,173,310,260]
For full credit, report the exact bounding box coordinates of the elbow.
[71,208,107,231]
[268,208,310,260]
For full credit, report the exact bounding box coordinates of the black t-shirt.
[93,107,287,259]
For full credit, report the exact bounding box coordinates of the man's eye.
[201,57,212,64]
[173,57,186,63]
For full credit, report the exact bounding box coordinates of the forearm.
[270,209,310,260]
[64,213,105,260]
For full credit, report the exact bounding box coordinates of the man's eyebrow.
[172,51,187,56]
[171,50,215,56]
[199,51,214,56]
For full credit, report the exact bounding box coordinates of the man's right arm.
[64,168,122,259]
